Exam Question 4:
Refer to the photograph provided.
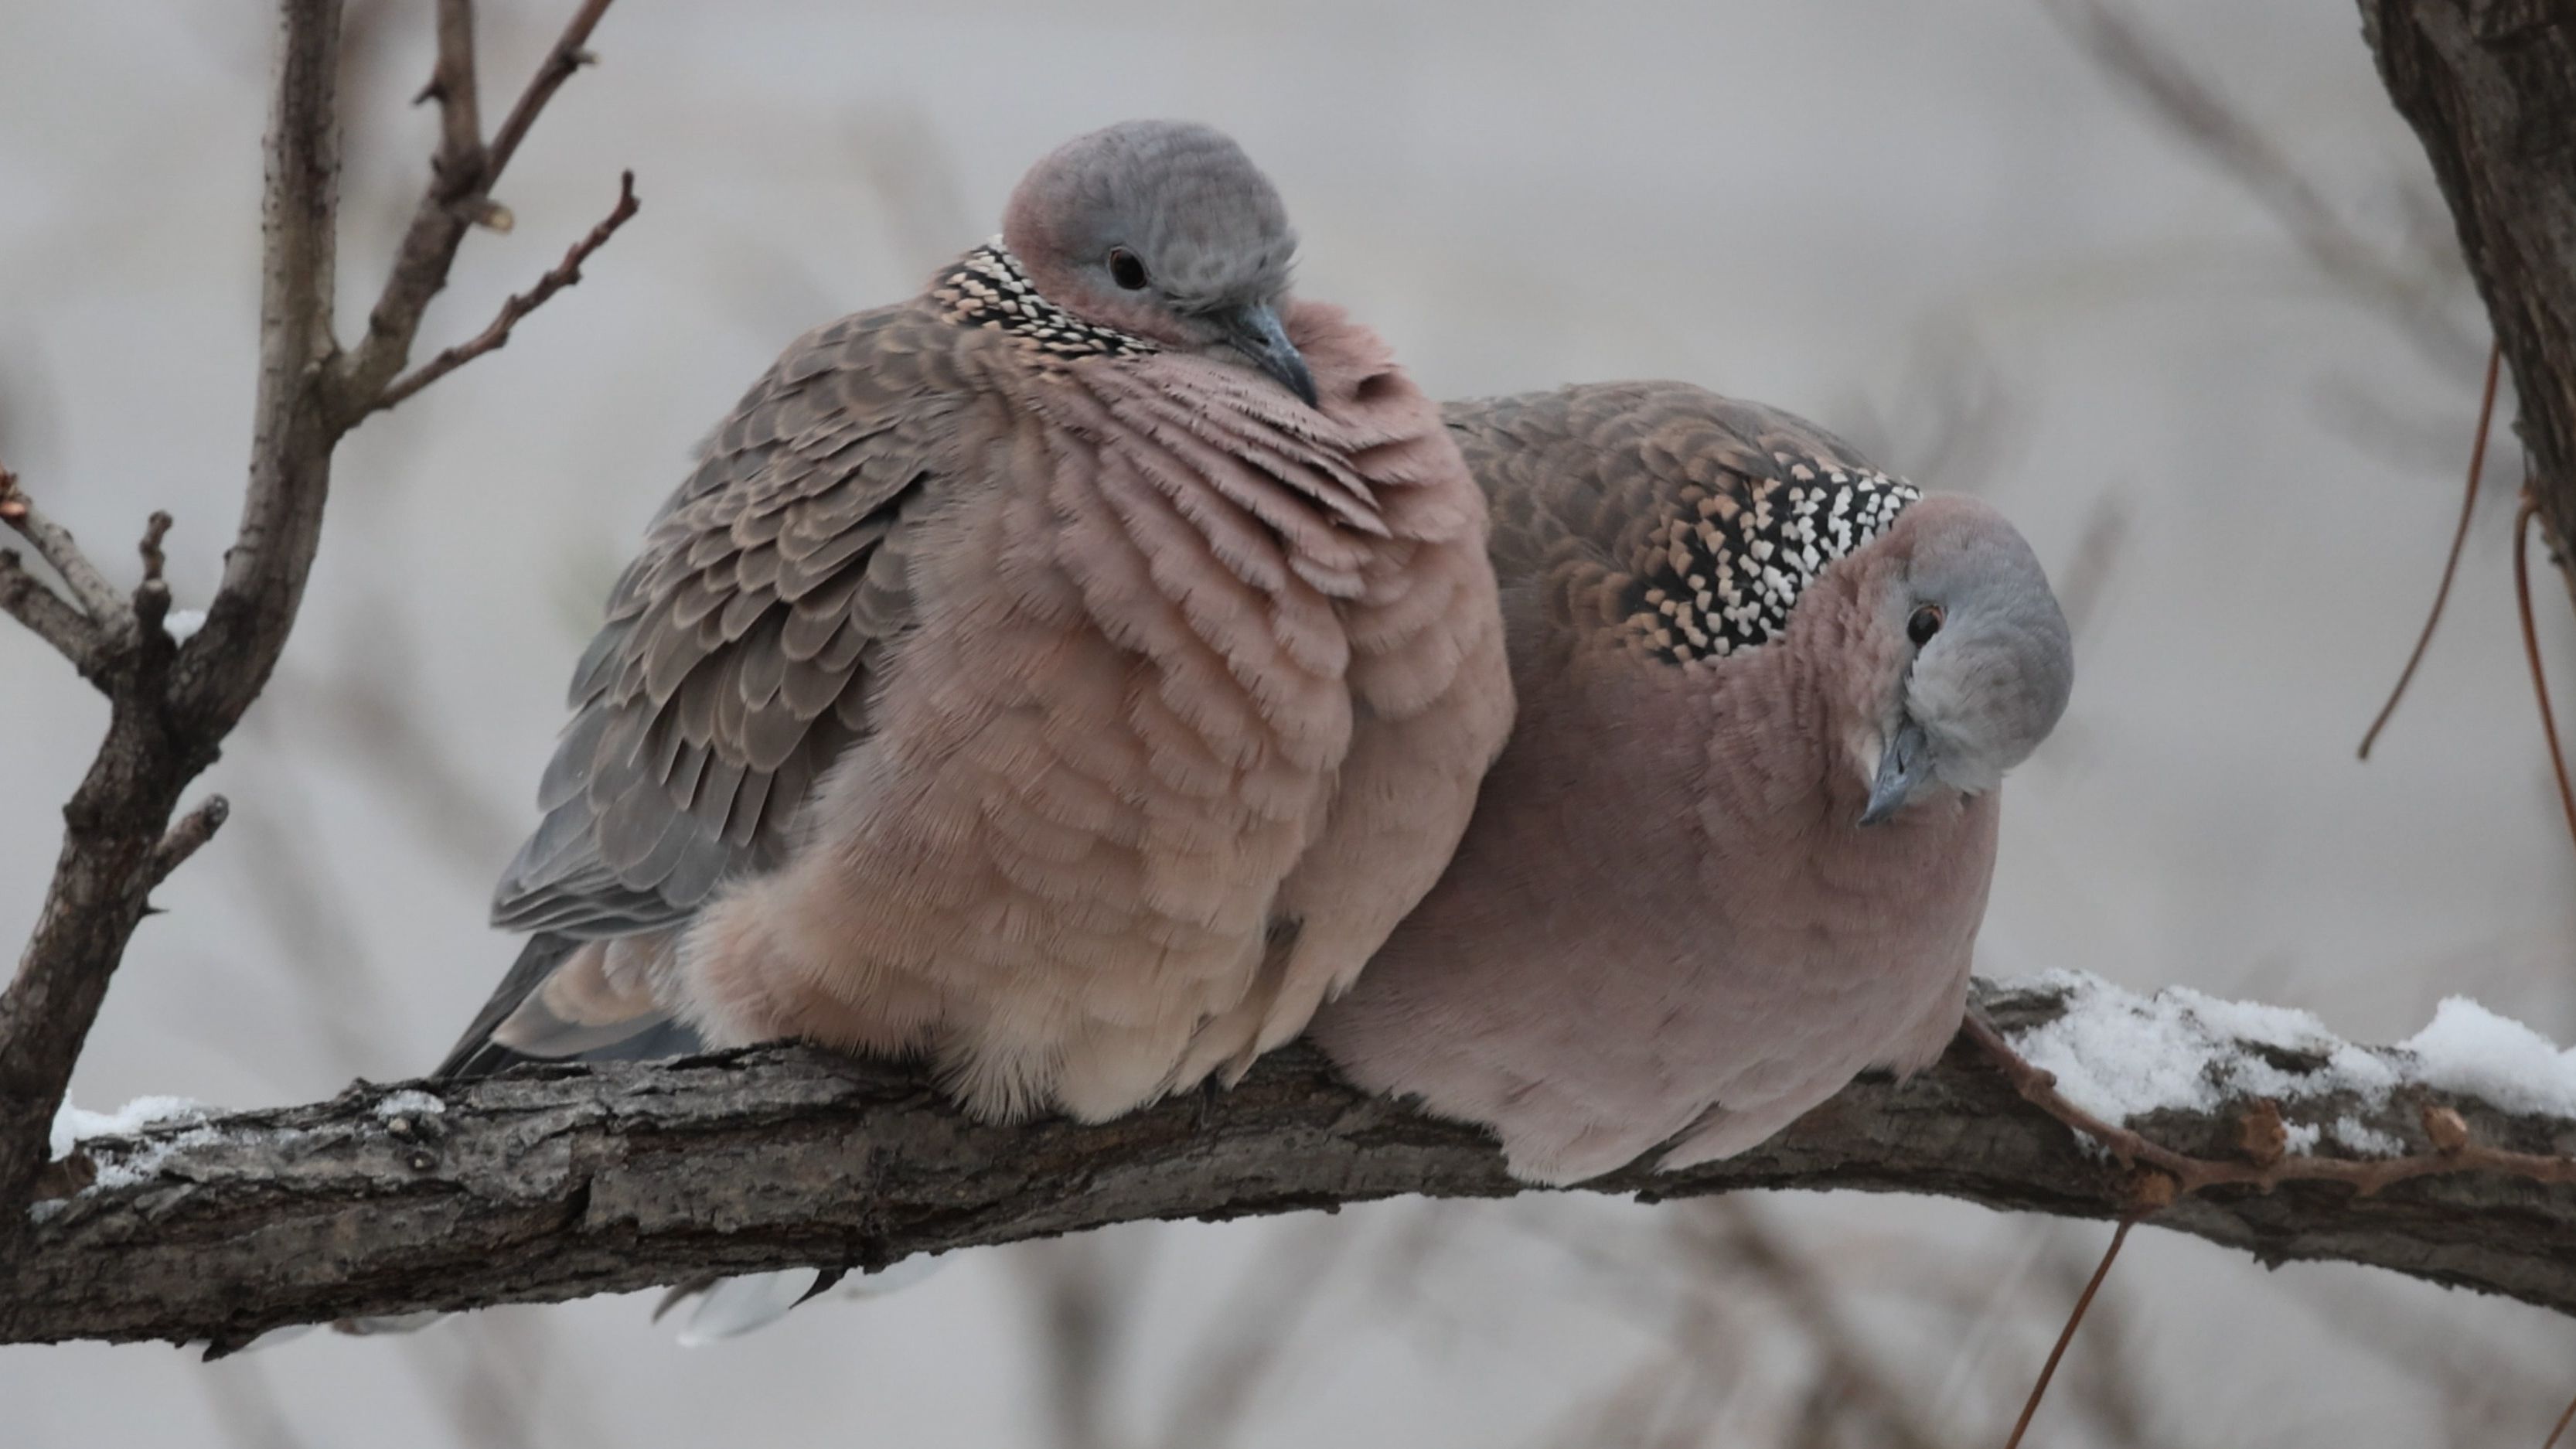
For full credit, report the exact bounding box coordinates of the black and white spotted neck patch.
[1628,459,1920,664]
[932,240,1161,362]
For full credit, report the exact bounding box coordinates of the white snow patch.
[375,1089,446,1122]
[2331,1116,2404,1157]
[162,608,206,642]
[48,1094,211,1159]
[2002,973,2576,1158]
[34,1095,233,1219]
[2008,969,2394,1124]
[2281,1122,2321,1154]
[2397,997,2576,1118]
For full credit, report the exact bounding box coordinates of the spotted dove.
[1310,381,2071,1185]
[441,120,1513,1123]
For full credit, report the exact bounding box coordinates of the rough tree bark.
[2363,0,2576,588]
[9,980,2576,1352]
[8,0,2576,1355]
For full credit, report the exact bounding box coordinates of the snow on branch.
[9,973,2576,1353]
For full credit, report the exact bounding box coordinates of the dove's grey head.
[1002,119,1314,405]
[1848,494,2073,825]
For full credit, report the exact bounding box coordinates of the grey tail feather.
[432,934,709,1080]
[434,934,577,1079]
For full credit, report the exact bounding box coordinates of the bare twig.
[0,551,104,677]
[2545,1385,2576,1449]
[2048,1232,2165,1449]
[2003,1219,2134,1449]
[2515,486,2576,857]
[2048,0,2484,377]
[0,467,124,624]
[135,510,169,585]
[485,0,612,177]
[337,0,618,412]
[147,796,233,888]
[420,0,482,185]
[370,170,639,415]
[2360,340,2502,759]
[131,510,173,639]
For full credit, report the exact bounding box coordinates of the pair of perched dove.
[442,120,2072,1194]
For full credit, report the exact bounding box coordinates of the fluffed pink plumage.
[448,121,1511,1124]
[1311,381,2070,1185]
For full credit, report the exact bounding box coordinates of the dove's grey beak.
[1859,719,1934,827]
[1217,300,1318,408]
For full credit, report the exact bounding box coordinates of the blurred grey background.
[6,1,2574,1444]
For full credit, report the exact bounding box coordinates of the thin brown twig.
[0,466,124,622]
[135,511,169,585]
[0,465,116,680]
[2004,1219,2134,1449]
[336,0,620,414]
[132,511,173,637]
[1963,1012,2576,1198]
[421,0,483,186]
[486,0,613,178]
[370,170,639,416]
[2362,340,2503,759]
[2516,487,2576,857]
[0,551,104,670]
[2040,0,2482,377]
[2544,1384,2576,1449]
[0,551,103,676]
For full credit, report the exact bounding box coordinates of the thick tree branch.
[170,0,344,728]
[10,977,2576,1352]
[2361,1,2576,597]
[0,0,345,1243]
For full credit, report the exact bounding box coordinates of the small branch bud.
[2422,1104,2471,1154]
[146,796,232,888]
[2240,1099,2288,1168]
[137,512,171,584]
[2125,1168,2179,1215]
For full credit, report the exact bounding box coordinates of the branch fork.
[0,0,630,1236]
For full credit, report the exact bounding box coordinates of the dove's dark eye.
[1907,604,1944,647]
[1106,247,1149,291]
